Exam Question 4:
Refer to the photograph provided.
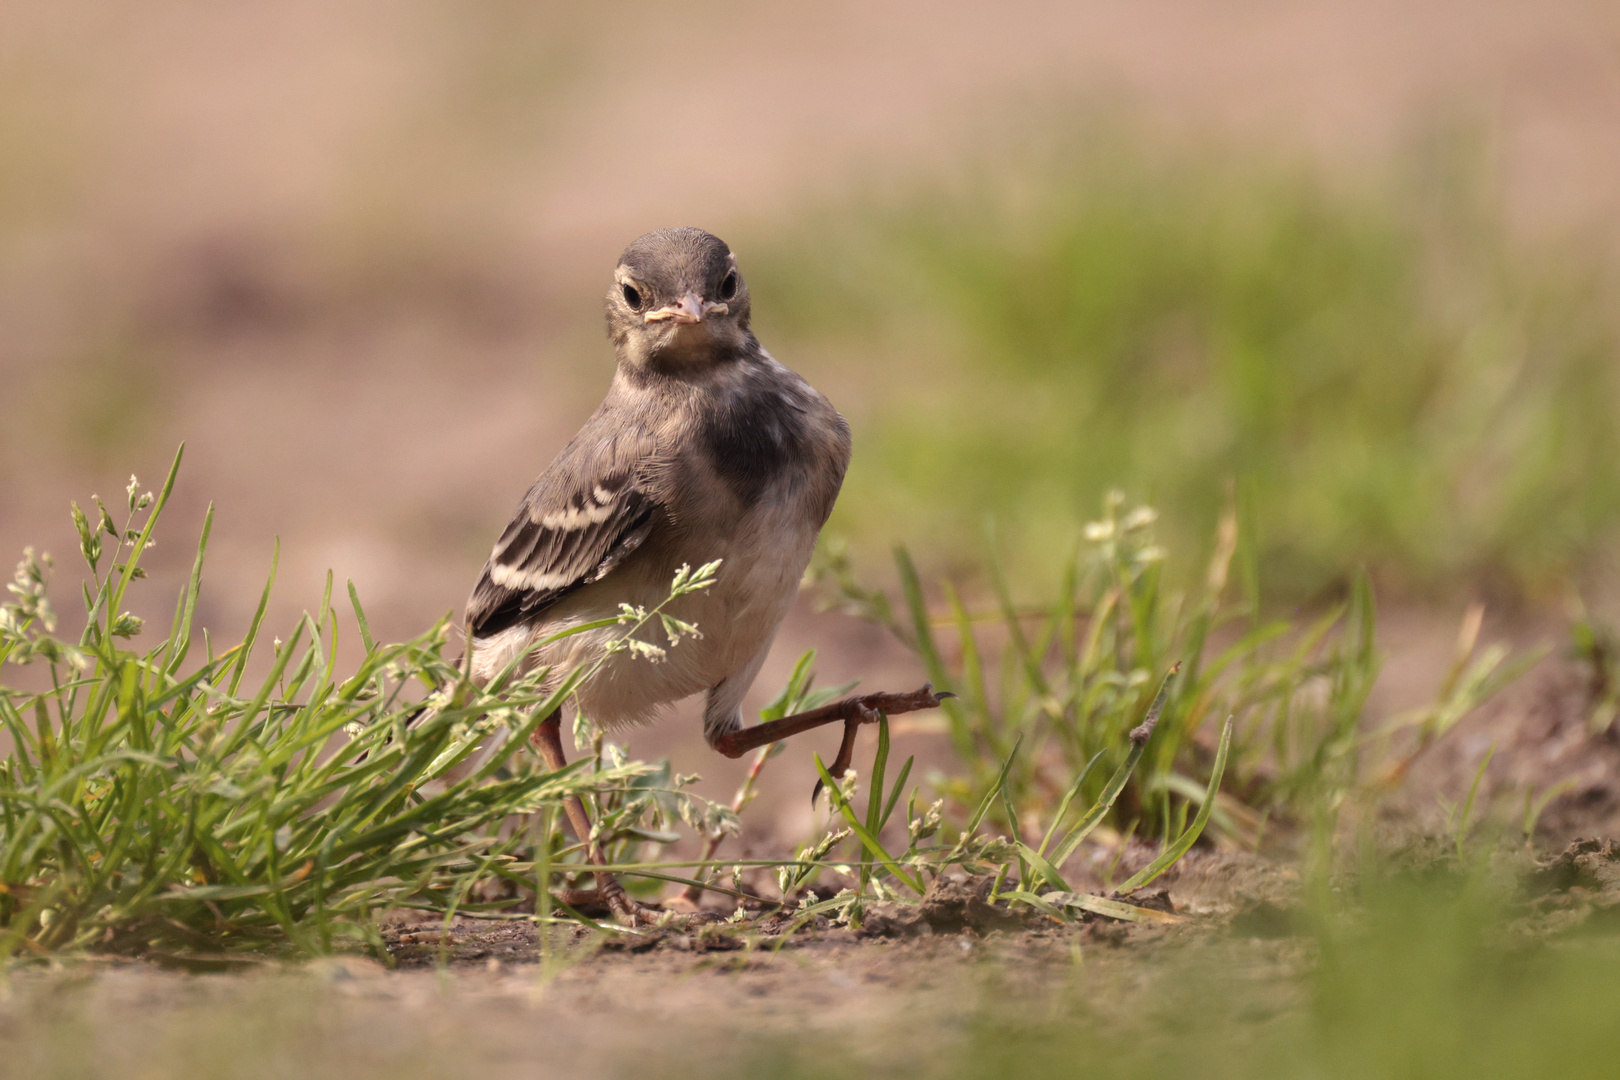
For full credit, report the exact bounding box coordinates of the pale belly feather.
[471,490,818,730]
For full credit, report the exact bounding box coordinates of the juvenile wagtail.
[463,227,946,919]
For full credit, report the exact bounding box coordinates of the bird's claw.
[606,889,660,928]
[862,683,955,716]
[611,896,686,930]
[556,880,661,927]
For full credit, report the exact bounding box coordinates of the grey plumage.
[465,227,851,748]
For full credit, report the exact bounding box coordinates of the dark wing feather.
[466,431,662,639]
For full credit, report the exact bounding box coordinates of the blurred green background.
[746,124,1620,602]
[5,0,1620,642]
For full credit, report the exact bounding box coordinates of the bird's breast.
[692,364,846,518]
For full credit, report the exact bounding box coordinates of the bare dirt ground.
[1394,656,1620,843]
[0,854,1311,1080]
[0,926,1305,1080]
[8,828,1620,1080]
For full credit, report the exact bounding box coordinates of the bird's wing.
[466,429,662,640]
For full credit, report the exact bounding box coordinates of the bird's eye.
[621,283,643,309]
[718,271,738,302]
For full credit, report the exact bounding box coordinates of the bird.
[462,227,946,921]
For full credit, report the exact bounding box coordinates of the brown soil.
[1,927,1277,1080]
[1394,656,1620,845]
[7,822,1620,1079]
[374,848,1301,970]
[0,856,1313,1080]
[10,834,1620,1080]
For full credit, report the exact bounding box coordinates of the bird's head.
[605,227,752,372]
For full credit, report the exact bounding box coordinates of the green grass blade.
[1117,716,1233,893]
[164,502,212,676]
[1014,841,1072,892]
[1052,665,1179,867]
[1036,748,1106,858]
[346,580,375,655]
[813,755,922,894]
[226,539,279,696]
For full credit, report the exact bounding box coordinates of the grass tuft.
[0,448,736,957]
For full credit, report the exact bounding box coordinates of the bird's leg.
[711,684,951,760]
[675,688,947,905]
[710,684,953,801]
[825,711,869,786]
[531,713,654,925]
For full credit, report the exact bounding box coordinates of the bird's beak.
[645,292,705,325]
[645,292,729,325]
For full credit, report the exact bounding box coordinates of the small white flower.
[1122,506,1159,531]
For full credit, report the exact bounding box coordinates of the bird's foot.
[846,683,955,719]
[808,683,956,804]
[599,875,663,928]
[550,879,662,927]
